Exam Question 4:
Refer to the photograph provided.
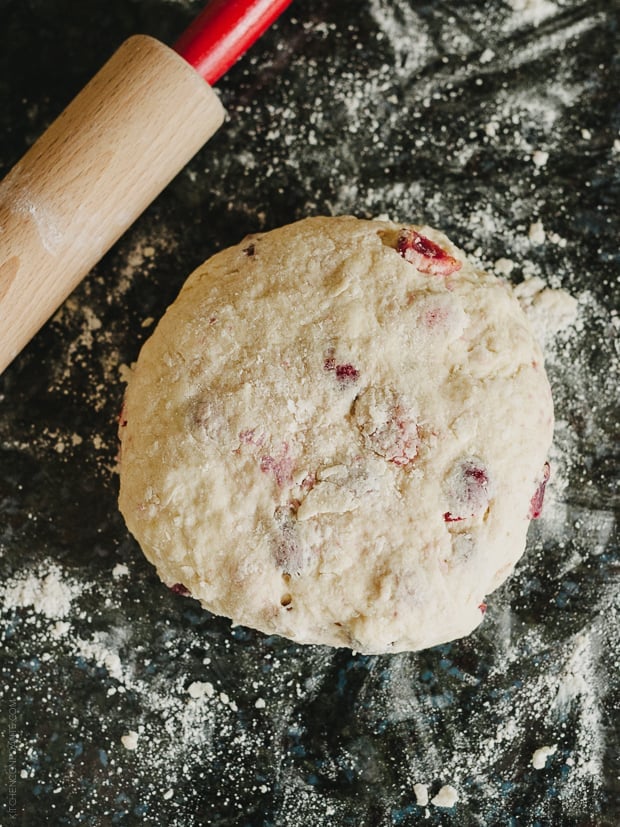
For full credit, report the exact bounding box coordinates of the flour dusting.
[1,0,616,822]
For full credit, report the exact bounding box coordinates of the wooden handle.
[0,34,225,374]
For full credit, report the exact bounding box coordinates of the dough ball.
[118,216,553,654]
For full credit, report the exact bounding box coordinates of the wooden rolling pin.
[0,0,293,375]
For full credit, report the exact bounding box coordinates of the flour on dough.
[118,216,553,654]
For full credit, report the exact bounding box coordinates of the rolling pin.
[0,0,293,375]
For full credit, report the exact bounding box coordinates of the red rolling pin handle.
[174,0,293,85]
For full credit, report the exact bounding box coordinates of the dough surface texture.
[118,216,553,654]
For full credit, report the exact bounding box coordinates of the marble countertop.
[1,1,617,824]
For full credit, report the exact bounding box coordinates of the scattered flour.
[75,632,125,682]
[413,782,429,806]
[121,731,140,751]
[1,0,615,823]
[528,220,546,245]
[0,564,81,619]
[431,784,459,808]
[532,149,549,167]
[506,0,558,27]
[532,744,558,769]
[493,257,516,276]
[187,681,215,700]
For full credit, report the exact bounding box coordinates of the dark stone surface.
[0,1,618,824]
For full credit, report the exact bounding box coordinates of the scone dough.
[118,216,553,654]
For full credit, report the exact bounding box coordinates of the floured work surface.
[0,1,617,824]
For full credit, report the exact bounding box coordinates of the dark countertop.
[1,1,618,824]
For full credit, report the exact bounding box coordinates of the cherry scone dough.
[118,216,553,654]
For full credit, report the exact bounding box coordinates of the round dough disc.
[118,216,553,654]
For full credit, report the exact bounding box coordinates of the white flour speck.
[431,784,459,808]
[532,744,558,769]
